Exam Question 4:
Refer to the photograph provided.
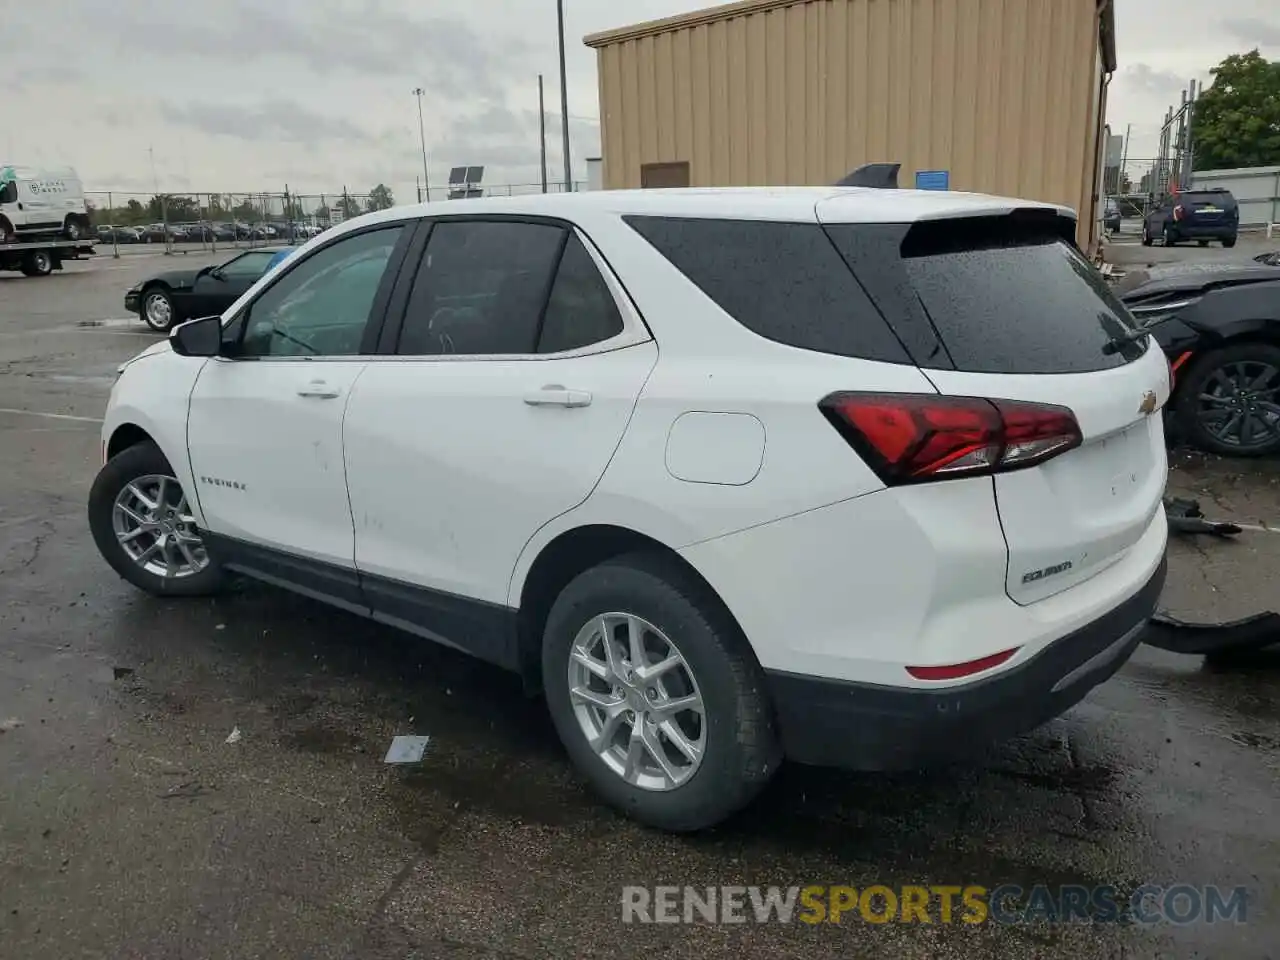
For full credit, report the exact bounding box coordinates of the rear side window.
[826,221,1146,374]
[538,234,624,353]
[398,220,564,356]
[624,216,910,363]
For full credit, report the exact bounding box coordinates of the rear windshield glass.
[624,216,910,363]
[826,223,1146,374]
[1183,191,1234,206]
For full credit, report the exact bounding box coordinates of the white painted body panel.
[185,358,368,566]
[344,343,658,604]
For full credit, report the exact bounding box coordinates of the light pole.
[556,0,572,192]
[412,87,431,202]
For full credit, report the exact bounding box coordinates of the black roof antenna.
[836,163,900,189]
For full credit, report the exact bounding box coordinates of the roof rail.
[836,163,900,189]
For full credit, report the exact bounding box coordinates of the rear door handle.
[297,380,341,399]
[523,385,593,408]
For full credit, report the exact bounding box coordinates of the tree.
[314,202,330,223]
[367,183,394,211]
[336,193,362,219]
[1190,50,1280,170]
[147,193,199,222]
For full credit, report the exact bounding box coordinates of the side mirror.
[170,315,223,357]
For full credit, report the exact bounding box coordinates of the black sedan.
[125,247,289,332]
[1117,260,1280,456]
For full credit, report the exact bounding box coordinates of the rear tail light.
[819,392,1082,485]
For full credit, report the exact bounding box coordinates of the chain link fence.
[85,183,587,257]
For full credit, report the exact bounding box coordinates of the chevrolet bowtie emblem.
[1139,390,1158,416]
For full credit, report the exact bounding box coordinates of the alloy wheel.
[111,474,208,579]
[566,612,706,792]
[1196,360,1280,450]
[144,292,172,329]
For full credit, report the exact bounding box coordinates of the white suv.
[89,188,1170,831]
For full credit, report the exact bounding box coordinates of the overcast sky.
[2,0,1278,205]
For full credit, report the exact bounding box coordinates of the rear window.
[825,219,1147,374]
[1182,191,1236,208]
[624,216,910,363]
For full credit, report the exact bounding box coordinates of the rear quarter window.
[624,216,910,363]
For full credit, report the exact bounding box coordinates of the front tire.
[88,441,225,596]
[141,286,177,332]
[542,553,780,831]
[1141,223,1153,246]
[1175,343,1280,457]
[1164,225,1178,247]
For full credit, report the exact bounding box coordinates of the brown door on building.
[640,162,690,188]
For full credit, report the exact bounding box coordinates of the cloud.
[1221,18,1280,48]
[158,100,369,144]
[83,0,532,104]
[1121,63,1190,99]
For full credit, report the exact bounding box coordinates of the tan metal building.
[585,0,1117,251]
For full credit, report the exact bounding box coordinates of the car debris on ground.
[1149,496,1280,661]
[383,735,431,764]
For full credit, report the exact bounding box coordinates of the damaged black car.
[1117,260,1280,457]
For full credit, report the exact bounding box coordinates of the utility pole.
[1180,79,1198,190]
[556,0,573,191]
[539,74,549,194]
[1119,122,1131,194]
[412,87,431,202]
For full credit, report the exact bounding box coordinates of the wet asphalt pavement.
[1,250,1278,959]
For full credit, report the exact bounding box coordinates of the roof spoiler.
[835,163,900,189]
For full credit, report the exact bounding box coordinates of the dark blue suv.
[1142,188,1240,248]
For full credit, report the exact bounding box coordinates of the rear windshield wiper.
[1102,325,1153,355]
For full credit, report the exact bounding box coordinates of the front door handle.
[297,380,341,399]
[524,385,592,408]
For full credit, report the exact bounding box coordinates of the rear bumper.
[124,291,140,313]
[765,553,1167,770]
[1170,222,1237,239]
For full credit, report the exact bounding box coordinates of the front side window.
[239,226,403,358]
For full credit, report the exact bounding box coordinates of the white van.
[0,164,92,241]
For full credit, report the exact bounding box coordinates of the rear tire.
[63,215,88,241]
[88,441,225,596]
[541,553,780,831]
[1164,225,1178,247]
[1198,240,1209,247]
[1175,343,1280,458]
[1223,238,1237,249]
[1141,224,1153,247]
[20,250,53,277]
